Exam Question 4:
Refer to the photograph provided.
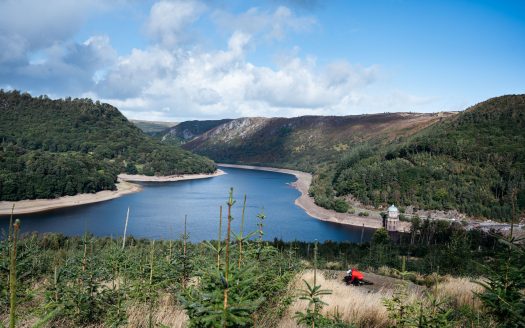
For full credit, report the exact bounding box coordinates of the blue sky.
[1,0,524,120]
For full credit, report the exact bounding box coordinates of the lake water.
[0,167,373,242]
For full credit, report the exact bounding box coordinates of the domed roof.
[388,204,398,212]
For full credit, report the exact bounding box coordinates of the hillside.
[160,119,233,144]
[0,90,215,201]
[180,113,449,172]
[331,95,525,221]
[131,120,177,135]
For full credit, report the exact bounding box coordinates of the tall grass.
[435,277,484,310]
[283,270,394,328]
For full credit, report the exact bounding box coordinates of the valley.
[152,95,525,225]
[2,2,523,326]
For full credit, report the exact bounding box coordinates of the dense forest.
[0,90,216,201]
[1,189,523,327]
[328,95,525,221]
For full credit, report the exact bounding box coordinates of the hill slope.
[160,119,233,144]
[332,95,525,220]
[0,90,215,201]
[181,113,449,171]
[131,120,177,135]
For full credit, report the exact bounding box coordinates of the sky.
[0,0,524,121]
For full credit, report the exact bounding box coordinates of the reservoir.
[1,167,373,242]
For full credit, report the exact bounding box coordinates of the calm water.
[0,167,373,242]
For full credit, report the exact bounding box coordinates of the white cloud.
[0,0,122,93]
[0,0,436,120]
[0,0,110,64]
[93,30,388,120]
[0,35,118,95]
[145,0,206,48]
[212,5,316,42]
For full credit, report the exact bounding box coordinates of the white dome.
[388,204,398,212]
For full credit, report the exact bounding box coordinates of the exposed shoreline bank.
[118,169,225,182]
[0,179,142,216]
[0,169,226,216]
[218,163,408,231]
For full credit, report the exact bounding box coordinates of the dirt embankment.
[0,179,141,215]
[118,169,225,182]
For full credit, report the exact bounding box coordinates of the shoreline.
[118,169,225,182]
[0,169,226,216]
[218,164,409,231]
[0,179,142,216]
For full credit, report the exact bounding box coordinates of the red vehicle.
[344,268,365,286]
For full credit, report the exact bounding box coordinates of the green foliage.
[0,147,118,200]
[476,234,525,327]
[332,95,525,221]
[384,257,455,327]
[294,279,333,327]
[333,198,349,213]
[384,289,455,328]
[180,264,264,327]
[179,189,297,327]
[0,90,215,200]
[372,228,390,245]
[295,241,333,328]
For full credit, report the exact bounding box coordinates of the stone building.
[386,204,399,232]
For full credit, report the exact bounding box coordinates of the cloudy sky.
[1,0,524,120]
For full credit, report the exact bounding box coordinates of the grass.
[126,294,188,328]
[277,269,488,328]
[434,276,484,310]
[279,270,395,328]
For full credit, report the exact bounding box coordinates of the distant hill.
[0,90,215,201]
[131,120,177,135]
[179,113,451,171]
[160,119,233,144]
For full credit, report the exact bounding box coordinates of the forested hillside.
[0,90,215,201]
[330,95,525,220]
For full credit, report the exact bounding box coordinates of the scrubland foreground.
[1,189,523,327]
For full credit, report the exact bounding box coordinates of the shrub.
[333,199,349,213]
